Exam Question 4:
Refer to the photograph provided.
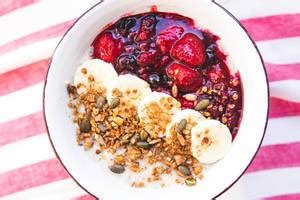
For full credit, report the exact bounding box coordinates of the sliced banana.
[165,109,206,138]
[74,59,118,94]
[107,74,151,118]
[138,92,181,138]
[191,120,232,164]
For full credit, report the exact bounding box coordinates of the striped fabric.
[0,0,300,199]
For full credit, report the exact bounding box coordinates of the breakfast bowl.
[43,0,269,199]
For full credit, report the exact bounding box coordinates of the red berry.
[156,26,184,54]
[93,32,122,62]
[166,63,202,92]
[171,33,206,67]
[137,49,158,66]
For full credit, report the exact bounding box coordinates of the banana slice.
[138,92,181,138]
[165,109,206,138]
[191,120,232,164]
[107,74,151,118]
[74,59,118,94]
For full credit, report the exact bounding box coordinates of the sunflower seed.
[183,93,197,101]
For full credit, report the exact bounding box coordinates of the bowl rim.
[43,0,270,198]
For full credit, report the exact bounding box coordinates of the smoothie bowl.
[43,0,269,199]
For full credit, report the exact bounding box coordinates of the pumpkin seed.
[185,178,196,186]
[96,96,107,109]
[79,119,91,133]
[140,130,148,141]
[136,141,152,149]
[109,164,125,174]
[177,119,187,132]
[109,98,120,109]
[178,165,191,176]
[195,99,210,111]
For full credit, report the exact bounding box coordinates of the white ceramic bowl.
[44,0,269,199]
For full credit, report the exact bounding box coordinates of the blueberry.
[148,74,160,88]
[206,44,218,65]
[117,55,137,72]
[115,18,136,36]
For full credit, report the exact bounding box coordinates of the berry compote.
[92,12,243,137]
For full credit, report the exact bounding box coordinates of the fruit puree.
[92,12,243,136]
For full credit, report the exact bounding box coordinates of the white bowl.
[44,0,269,199]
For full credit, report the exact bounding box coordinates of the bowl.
[43,0,269,199]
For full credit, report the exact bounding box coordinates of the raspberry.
[93,32,122,63]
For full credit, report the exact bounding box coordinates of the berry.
[117,54,137,72]
[178,97,194,109]
[115,17,136,36]
[139,15,157,41]
[171,33,206,67]
[148,74,160,88]
[156,26,184,54]
[166,63,202,92]
[93,32,122,63]
[137,49,158,66]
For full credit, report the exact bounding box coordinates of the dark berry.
[117,54,137,72]
[139,15,157,40]
[205,44,217,65]
[115,18,136,36]
[148,74,160,88]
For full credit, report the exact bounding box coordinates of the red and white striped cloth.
[1,0,300,199]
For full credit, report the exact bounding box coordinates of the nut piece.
[97,122,107,133]
[140,130,149,141]
[185,178,196,186]
[177,119,187,133]
[195,99,210,111]
[109,98,120,109]
[174,155,186,165]
[178,165,191,176]
[79,119,91,133]
[109,164,125,174]
[177,132,186,146]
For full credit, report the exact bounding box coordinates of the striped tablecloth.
[1,0,300,199]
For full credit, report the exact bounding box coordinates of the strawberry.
[171,33,206,67]
[156,26,184,54]
[93,32,123,63]
[166,63,202,92]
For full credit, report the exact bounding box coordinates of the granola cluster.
[67,83,203,187]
